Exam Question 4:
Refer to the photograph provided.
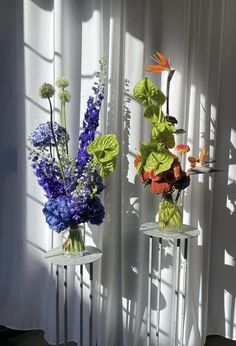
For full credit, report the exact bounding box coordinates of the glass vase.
[158,196,183,231]
[62,223,85,256]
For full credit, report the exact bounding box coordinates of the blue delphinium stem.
[76,58,107,172]
[76,88,104,171]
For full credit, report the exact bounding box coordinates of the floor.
[0,328,236,345]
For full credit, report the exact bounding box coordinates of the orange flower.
[140,170,150,183]
[150,181,171,194]
[134,154,141,168]
[172,164,182,180]
[175,144,190,155]
[199,144,206,165]
[188,144,206,168]
[149,168,162,181]
[145,52,171,73]
[188,156,197,168]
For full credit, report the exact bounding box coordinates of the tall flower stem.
[63,102,69,155]
[166,69,175,116]
[48,97,66,184]
[175,189,181,203]
[60,101,69,156]
[49,145,52,158]
[60,103,64,127]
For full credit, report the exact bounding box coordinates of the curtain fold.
[0,0,236,345]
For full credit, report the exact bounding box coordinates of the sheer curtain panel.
[0,0,236,345]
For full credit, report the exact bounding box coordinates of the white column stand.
[45,246,102,346]
[140,222,200,345]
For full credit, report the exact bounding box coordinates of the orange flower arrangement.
[133,52,219,230]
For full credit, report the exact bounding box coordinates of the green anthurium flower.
[87,134,119,177]
[133,77,166,107]
[144,149,174,175]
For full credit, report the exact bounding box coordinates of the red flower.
[175,144,190,154]
[149,168,162,181]
[139,170,150,182]
[134,154,141,169]
[150,181,171,194]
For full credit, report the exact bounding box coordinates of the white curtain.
[1,0,236,345]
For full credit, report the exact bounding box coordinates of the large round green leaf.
[144,149,173,175]
[133,78,166,107]
[99,157,117,177]
[87,134,119,163]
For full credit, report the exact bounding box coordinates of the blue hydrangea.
[88,196,105,225]
[30,121,69,148]
[43,196,71,232]
[93,170,105,193]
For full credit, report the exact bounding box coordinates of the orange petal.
[140,170,150,182]
[188,156,197,163]
[149,169,161,181]
[134,154,141,168]
[175,144,190,154]
[172,165,182,180]
[153,52,170,68]
[144,64,167,73]
[150,181,171,194]
[199,144,206,165]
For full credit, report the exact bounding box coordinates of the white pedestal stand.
[140,222,200,346]
[45,246,102,346]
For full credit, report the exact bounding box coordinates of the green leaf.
[164,133,175,148]
[157,123,166,132]
[144,105,166,126]
[151,122,176,148]
[91,184,98,197]
[87,134,119,163]
[151,127,160,140]
[99,157,117,177]
[88,134,119,177]
[140,141,156,160]
[133,78,166,107]
[136,160,143,174]
[144,149,173,175]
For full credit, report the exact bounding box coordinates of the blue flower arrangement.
[28,59,119,253]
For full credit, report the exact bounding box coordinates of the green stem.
[63,102,69,155]
[160,194,182,228]
[48,97,66,185]
[175,189,181,203]
[60,103,63,126]
[166,69,175,116]
[163,205,176,226]
[68,225,85,253]
[49,145,52,158]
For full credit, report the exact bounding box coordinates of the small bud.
[39,83,55,99]
[59,90,71,103]
[56,76,70,89]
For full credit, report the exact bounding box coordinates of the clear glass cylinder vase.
[62,223,85,256]
[159,196,183,231]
